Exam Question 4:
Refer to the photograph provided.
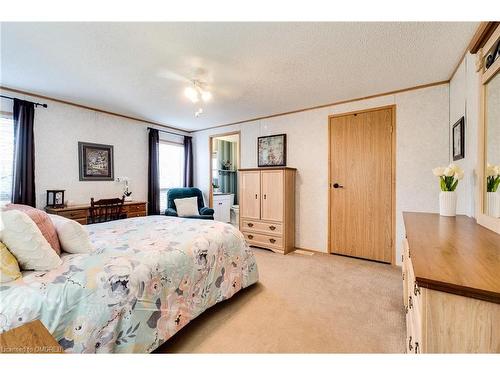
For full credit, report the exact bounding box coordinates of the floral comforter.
[0,216,258,353]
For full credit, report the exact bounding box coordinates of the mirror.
[484,71,500,218]
[209,133,240,225]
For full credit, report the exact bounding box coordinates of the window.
[0,115,14,206]
[159,141,184,213]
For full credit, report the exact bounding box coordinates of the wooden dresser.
[402,212,500,353]
[46,201,147,225]
[238,167,296,254]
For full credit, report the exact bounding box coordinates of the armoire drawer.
[241,219,282,235]
[242,231,283,249]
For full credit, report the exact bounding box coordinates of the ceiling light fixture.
[184,82,212,103]
[184,80,213,117]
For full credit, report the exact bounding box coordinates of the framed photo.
[258,134,287,167]
[78,142,114,181]
[452,117,465,161]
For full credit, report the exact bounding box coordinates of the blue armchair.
[165,188,214,220]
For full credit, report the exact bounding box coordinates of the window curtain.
[148,128,160,215]
[12,99,36,207]
[183,136,193,187]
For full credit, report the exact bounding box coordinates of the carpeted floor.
[156,248,406,353]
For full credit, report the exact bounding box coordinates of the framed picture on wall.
[452,116,465,161]
[258,134,287,167]
[78,142,114,181]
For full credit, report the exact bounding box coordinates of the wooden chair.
[89,196,125,224]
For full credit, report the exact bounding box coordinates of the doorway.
[209,131,241,225]
[328,105,395,264]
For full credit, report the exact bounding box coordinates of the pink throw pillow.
[4,204,62,255]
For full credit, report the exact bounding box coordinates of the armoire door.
[329,107,394,263]
[240,171,261,220]
[261,170,284,222]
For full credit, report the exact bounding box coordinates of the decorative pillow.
[0,241,22,283]
[4,204,61,255]
[48,214,94,254]
[0,210,62,271]
[174,197,199,217]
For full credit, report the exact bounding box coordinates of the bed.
[0,215,259,353]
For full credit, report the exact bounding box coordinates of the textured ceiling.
[0,22,478,131]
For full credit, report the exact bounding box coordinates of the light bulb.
[201,90,212,102]
[184,86,199,103]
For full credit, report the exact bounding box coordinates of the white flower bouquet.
[486,163,500,193]
[432,164,464,191]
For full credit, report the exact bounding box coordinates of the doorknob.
[332,183,344,189]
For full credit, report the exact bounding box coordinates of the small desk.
[46,200,148,225]
[0,320,63,353]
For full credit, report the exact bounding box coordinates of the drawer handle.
[247,223,254,227]
[247,234,254,240]
[402,272,405,281]
[255,194,258,199]
[414,342,419,354]
[269,238,276,244]
[408,296,413,310]
[264,194,267,199]
[413,283,420,296]
[269,225,276,231]
[408,336,413,352]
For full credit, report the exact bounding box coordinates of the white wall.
[449,53,480,217]
[0,89,187,210]
[193,84,450,264]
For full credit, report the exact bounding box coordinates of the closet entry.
[328,105,395,263]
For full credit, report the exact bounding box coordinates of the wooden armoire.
[238,167,296,254]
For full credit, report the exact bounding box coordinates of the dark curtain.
[148,128,160,215]
[183,136,193,187]
[12,99,36,207]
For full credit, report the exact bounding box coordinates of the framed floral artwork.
[78,142,114,181]
[452,116,465,161]
[257,134,287,167]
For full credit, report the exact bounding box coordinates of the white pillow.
[174,197,199,217]
[0,210,62,271]
[48,214,95,254]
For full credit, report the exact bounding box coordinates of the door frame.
[327,104,396,265]
[208,130,241,208]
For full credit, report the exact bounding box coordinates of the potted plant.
[212,182,220,193]
[486,163,500,218]
[432,164,464,216]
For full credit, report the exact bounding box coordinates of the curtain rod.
[0,94,48,108]
[147,126,189,137]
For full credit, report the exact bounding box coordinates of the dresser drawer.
[57,209,87,220]
[242,231,283,249]
[241,220,282,235]
[75,218,88,225]
[124,204,146,213]
[127,211,147,218]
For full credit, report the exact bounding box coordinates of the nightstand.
[0,320,63,353]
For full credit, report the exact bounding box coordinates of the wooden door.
[240,171,261,220]
[329,107,394,263]
[261,170,284,222]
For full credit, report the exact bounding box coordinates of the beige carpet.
[156,248,405,353]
